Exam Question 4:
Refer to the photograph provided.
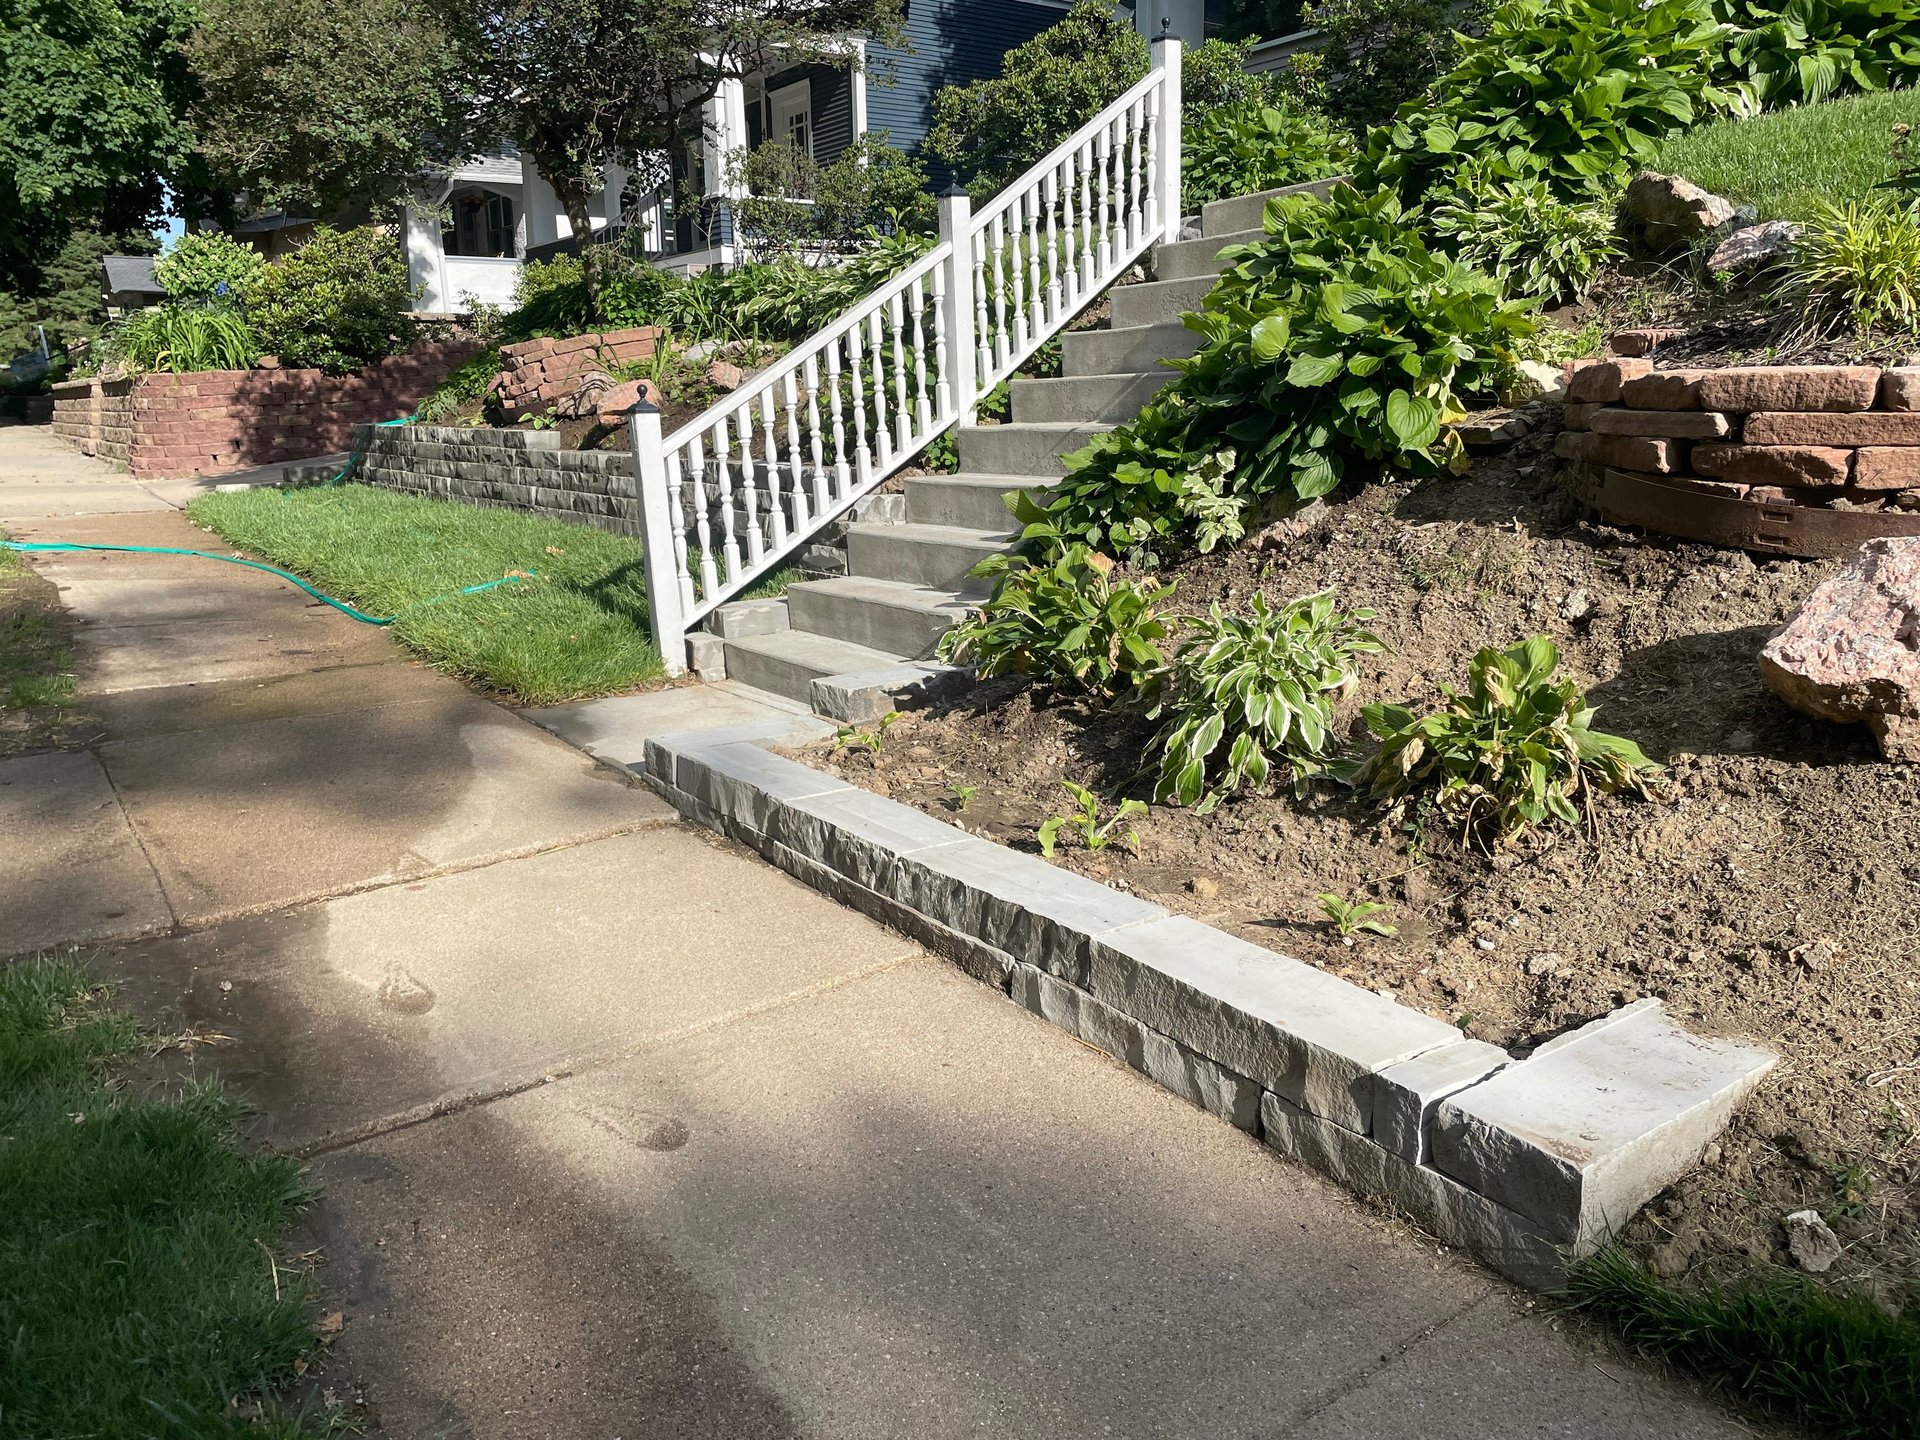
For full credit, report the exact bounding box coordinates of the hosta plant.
[1715,0,1920,108]
[1038,780,1146,857]
[1429,168,1623,302]
[1151,590,1381,812]
[1022,184,1537,563]
[1181,98,1356,214]
[936,545,1172,696]
[1317,892,1398,938]
[1354,636,1660,846]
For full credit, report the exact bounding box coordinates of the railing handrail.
[660,238,953,454]
[967,66,1168,235]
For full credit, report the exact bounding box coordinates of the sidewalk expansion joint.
[291,949,925,1160]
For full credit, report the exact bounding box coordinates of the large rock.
[1623,171,1736,253]
[1708,220,1801,273]
[1760,538,1920,759]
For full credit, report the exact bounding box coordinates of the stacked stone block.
[1556,359,1920,509]
[47,341,479,479]
[490,327,664,421]
[353,424,639,536]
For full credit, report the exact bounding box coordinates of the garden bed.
[802,416,1919,1301]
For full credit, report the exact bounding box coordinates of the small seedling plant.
[945,782,978,813]
[1317,892,1398,939]
[1037,780,1145,858]
[1152,590,1381,813]
[833,710,901,755]
[1354,636,1659,848]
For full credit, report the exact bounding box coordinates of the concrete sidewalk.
[0,444,1753,1440]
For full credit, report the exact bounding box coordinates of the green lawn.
[1653,88,1920,224]
[187,484,668,704]
[0,955,328,1438]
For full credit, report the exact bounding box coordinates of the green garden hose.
[0,541,535,627]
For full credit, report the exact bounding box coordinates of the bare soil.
[803,417,1920,1300]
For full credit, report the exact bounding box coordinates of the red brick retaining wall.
[48,340,481,479]
[488,327,664,422]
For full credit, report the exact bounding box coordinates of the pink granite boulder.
[1760,538,1920,759]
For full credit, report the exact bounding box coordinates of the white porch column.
[702,71,750,250]
[522,160,563,248]
[402,183,451,312]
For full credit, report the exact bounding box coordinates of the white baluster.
[1144,79,1163,242]
[1108,112,1128,263]
[781,370,807,532]
[757,387,784,538]
[803,353,829,511]
[1024,188,1043,355]
[1077,139,1097,291]
[736,405,768,558]
[989,213,1010,376]
[888,289,910,455]
[867,309,891,464]
[929,261,952,423]
[846,323,872,485]
[1128,98,1147,252]
[908,273,931,434]
[971,231,992,393]
[686,435,719,601]
[1010,198,1030,358]
[711,417,744,581]
[823,341,850,498]
[1095,125,1113,279]
[1044,165,1063,330]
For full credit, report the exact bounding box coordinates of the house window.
[444,188,516,258]
[770,80,812,159]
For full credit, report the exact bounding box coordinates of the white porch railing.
[633,36,1184,672]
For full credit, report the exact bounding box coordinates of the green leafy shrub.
[1024,184,1537,564]
[731,133,935,259]
[1893,121,1920,200]
[98,304,260,373]
[1182,98,1356,213]
[1151,590,1380,812]
[1429,168,1623,301]
[937,545,1172,696]
[1716,0,1920,108]
[1284,0,1490,137]
[153,231,265,305]
[246,227,415,373]
[1362,0,1740,204]
[413,344,504,423]
[1773,195,1920,337]
[1354,636,1659,846]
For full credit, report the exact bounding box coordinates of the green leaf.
[1249,313,1291,363]
[1384,390,1441,453]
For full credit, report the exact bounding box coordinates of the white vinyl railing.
[633,36,1182,671]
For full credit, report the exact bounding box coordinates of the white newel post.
[1150,33,1183,241]
[937,183,977,426]
[629,400,688,675]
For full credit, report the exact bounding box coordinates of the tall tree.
[435,0,905,313]
[186,0,470,218]
[0,0,197,349]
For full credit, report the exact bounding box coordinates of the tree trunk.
[554,181,605,322]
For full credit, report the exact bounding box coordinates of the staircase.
[705,182,1319,716]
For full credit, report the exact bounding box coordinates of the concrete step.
[1010,372,1168,425]
[1110,275,1219,329]
[957,422,1112,478]
[786,576,973,659]
[1153,225,1262,282]
[846,521,1012,593]
[720,629,906,706]
[1199,175,1346,239]
[906,472,1054,530]
[1061,322,1202,378]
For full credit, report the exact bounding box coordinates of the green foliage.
[1773,195,1920,338]
[0,227,153,362]
[1181,98,1357,214]
[926,1,1273,198]
[413,344,505,423]
[1569,1246,1920,1440]
[186,0,466,214]
[946,782,978,813]
[1653,85,1920,223]
[1715,0,1920,108]
[1027,184,1537,564]
[1429,167,1622,302]
[1283,0,1488,137]
[98,304,261,374]
[0,955,327,1439]
[1354,635,1659,846]
[731,133,936,259]
[154,231,267,305]
[1150,590,1381,812]
[1038,780,1145,858]
[245,227,416,373]
[1893,121,1920,200]
[937,545,1172,697]
[1361,0,1740,204]
[1317,892,1398,937]
[832,710,902,755]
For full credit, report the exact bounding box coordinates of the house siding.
[864,0,1065,167]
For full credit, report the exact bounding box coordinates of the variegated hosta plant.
[1151,589,1381,813]
[1355,636,1660,847]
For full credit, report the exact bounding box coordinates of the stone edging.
[642,721,1777,1292]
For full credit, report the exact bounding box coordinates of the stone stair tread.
[787,575,974,614]
[844,519,1016,545]
[723,628,907,673]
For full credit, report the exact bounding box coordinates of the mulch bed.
[803,415,1920,1301]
